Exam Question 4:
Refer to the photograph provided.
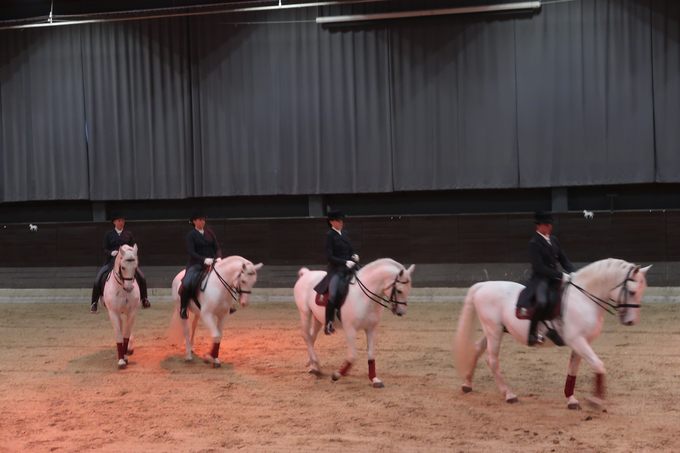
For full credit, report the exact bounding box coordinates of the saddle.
[179,266,213,305]
[315,291,348,308]
[516,282,564,321]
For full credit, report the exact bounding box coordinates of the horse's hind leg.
[365,328,383,388]
[565,351,583,410]
[200,311,223,368]
[462,335,488,393]
[299,309,322,375]
[568,337,607,409]
[189,313,200,354]
[484,333,517,403]
[107,310,126,370]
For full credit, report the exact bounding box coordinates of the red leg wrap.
[211,343,220,360]
[339,361,352,376]
[123,338,129,355]
[116,343,125,360]
[595,373,605,397]
[564,374,576,398]
[368,360,376,380]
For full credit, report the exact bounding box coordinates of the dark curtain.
[652,0,680,182]
[515,0,655,187]
[189,9,393,196]
[390,14,518,190]
[82,17,193,200]
[0,26,89,202]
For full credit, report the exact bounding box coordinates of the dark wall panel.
[515,0,655,187]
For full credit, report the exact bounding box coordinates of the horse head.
[235,261,263,308]
[117,244,138,293]
[611,264,651,326]
[387,264,415,316]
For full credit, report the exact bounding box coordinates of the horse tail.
[298,267,310,279]
[455,282,483,381]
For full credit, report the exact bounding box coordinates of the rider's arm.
[325,232,347,267]
[529,240,562,279]
[554,238,576,273]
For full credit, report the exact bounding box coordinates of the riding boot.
[324,299,336,335]
[528,303,545,346]
[135,268,151,309]
[90,283,100,314]
[179,287,191,319]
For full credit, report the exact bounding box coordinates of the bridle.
[567,266,641,316]
[113,255,136,286]
[354,266,409,311]
[212,265,252,301]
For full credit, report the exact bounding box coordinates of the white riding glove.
[215,258,221,263]
[204,258,214,266]
[111,250,119,257]
[346,261,356,269]
[351,254,359,262]
[562,272,572,282]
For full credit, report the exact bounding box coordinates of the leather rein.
[352,264,409,309]
[212,264,251,301]
[566,266,641,316]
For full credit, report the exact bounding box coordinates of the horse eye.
[396,289,402,294]
[629,290,636,296]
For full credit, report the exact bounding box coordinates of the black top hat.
[110,213,125,221]
[534,211,554,225]
[190,211,207,222]
[327,209,345,221]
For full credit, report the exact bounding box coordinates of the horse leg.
[565,351,583,410]
[106,310,126,370]
[180,315,192,362]
[201,311,223,368]
[333,326,357,382]
[484,333,517,403]
[462,335,488,393]
[568,337,607,409]
[122,311,137,363]
[299,309,322,375]
[366,327,383,388]
[189,312,200,355]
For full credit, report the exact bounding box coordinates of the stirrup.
[141,298,151,309]
[324,322,336,335]
[179,308,188,319]
[528,333,544,346]
[90,303,99,314]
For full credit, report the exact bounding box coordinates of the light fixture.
[316,1,542,24]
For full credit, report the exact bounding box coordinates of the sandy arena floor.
[0,300,679,452]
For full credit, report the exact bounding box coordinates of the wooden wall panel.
[409,216,459,264]
[558,213,613,262]
[612,211,666,263]
[458,215,509,263]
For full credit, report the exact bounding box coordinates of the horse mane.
[357,258,404,276]
[218,255,255,269]
[574,258,632,286]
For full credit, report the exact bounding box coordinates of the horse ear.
[398,269,404,277]
[242,263,247,270]
[133,244,138,254]
[406,264,415,275]
[253,263,263,270]
[640,265,652,275]
[632,265,641,276]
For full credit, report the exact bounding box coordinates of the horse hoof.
[372,379,384,389]
[506,396,518,404]
[587,396,605,411]
[332,371,341,381]
[124,358,129,364]
[462,384,472,394]
[308,369,323,377]
[126,349,134,356]
[212,362,221,369]
[185,357,193,363]
[118,363,126,370]
[568,403,582,410]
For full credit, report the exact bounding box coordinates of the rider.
[526,211,575,346]
[90,213,150,314]
[179,211,222,319]
[313,209,359,335]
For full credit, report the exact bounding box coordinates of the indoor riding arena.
[1,1,679,452]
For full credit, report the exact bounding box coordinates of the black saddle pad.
[516,283,564,321]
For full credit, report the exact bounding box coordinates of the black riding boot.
[324,300,336,335]
[90,283,100,314]
[528,301,546,346]
[135,268,150,309]
[179,286,191,319]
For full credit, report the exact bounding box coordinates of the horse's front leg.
[106,309,126,370]
[189,312,200,355]
[568,337,606,409]
[200,309,223,368]
[180,314,192,362]
[333,326,357,381]
[484,332,517,403]
[365,327,384,388]
[565,350,583,410]
[299,309,322,375]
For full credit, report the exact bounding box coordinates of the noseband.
[568,266,641,316]
[212,266,252,300]
[113,257,136,286]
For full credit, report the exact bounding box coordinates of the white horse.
[171,256,263,368]
[455,258,651,409]
[295,258,415,388]
[102,244,140,370]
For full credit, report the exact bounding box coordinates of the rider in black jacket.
[179,212,222,319]
[90,213,150,314]
[313,210,359,335]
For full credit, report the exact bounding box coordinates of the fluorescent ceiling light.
[316,1,542,24]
